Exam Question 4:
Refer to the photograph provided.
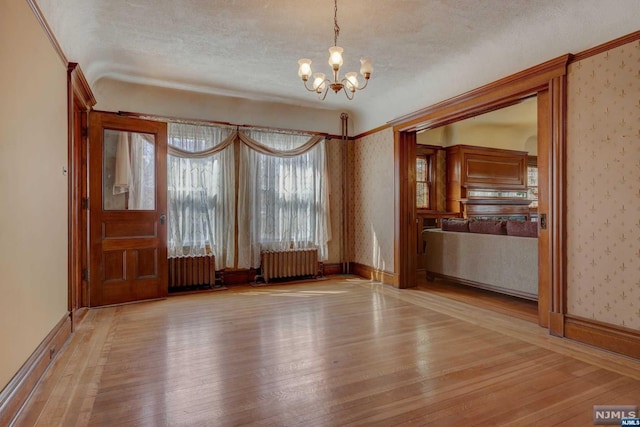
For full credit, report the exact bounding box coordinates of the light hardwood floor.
[14,277,640,426]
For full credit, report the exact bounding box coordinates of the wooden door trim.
[390,55,570,330]
[67,63,95,328]
[536,90,551,328]
[394,130,417,288]
[547,75,568,335]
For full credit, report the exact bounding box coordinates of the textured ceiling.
[36,0,640,130]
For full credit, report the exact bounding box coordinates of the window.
[527,156,538,208]
[167,124,236,267]
[166,123,330,270]
[416,149,435,210]
[238,130,330,268]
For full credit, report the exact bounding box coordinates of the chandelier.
[297,0,373,100]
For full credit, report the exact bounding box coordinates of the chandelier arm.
[339,75,369,92]
[303,78,332,94]
[356,78,369,91]
[302,79,319,93]
[341,85,355,100]
[318,84,331,101]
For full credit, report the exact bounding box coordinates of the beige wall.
[566,39,640,331]
[325,138,344,264]
[418,121,538,154]
[0,1,69,390]
[93,78,346,136]
[417,98,538,155]
[350,127,395,273]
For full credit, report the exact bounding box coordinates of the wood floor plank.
[14,277,640,426]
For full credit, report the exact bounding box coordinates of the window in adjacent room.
[527,156,538,208]
[416,149,435,210]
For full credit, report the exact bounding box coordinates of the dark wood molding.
[393,130,417,289]
[219,269,259,286]
[549,312,564,337]
[353,123,392,140]
[322,263,344,276]
[25,0,68,66]
[351,262,397,286]
[548,74,568,335]
[536,90,551,328]
[68,63,97,109]
[67,64,95,323]
[0,314,71,426]
[571,30,640,63]
[116,110,331,138]
[564,315,640,359]
[389,55,571,132]
[326,134,354,141]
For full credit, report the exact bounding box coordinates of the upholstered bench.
[422,220,538,300]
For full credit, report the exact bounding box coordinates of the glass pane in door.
[103,129,156,210]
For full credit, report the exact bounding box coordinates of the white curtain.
[237,129,331,268]
[113,132,130,195]
[128,133,156,210]
[167,123,235,268]
[112,131,155,210]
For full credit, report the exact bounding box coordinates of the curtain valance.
[168,123,325,159]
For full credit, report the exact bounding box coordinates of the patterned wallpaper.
[325,138,343,264]
[566,39,640,330]
[350,127,395,273]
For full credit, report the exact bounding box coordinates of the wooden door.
[88,112,167,306]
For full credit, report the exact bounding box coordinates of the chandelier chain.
[333,0,340,47]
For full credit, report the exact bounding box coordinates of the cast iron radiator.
[168,255,216,289]
[260,248,318,283]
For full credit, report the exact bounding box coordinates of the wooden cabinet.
[445,145,530,219]
[461,199,532,219]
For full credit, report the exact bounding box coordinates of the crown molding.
[26,0,68,66]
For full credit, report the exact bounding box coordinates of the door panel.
[89,112,167,306]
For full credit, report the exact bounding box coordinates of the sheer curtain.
[167,123,235,268]
[112,131,155,210]
[128,133,156,210]
[237,130,330,268]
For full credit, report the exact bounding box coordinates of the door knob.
[160,214,166,225]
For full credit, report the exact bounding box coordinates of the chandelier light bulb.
[313,73,327,92]
[360,57,373,78]
[328,46,344,69]
[345,72,359,92]
[297,59,313,80]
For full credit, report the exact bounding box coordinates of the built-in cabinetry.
[445,145,533,220]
